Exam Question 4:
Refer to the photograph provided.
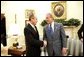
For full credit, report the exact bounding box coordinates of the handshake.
[43,40,47,47]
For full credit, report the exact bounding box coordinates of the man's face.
[31,17,37,25]
[46,14,53,24]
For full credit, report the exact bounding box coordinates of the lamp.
[7,14,21,47]
[8,24,20,47]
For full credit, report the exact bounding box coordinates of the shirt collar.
[29,22,35,30]
[49,21,54,27]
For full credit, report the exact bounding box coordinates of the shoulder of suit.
[54,22,62,25]
[24,24,30,29]
[54,22,63,27]
[58,23,63,25]
[43,24,48,29]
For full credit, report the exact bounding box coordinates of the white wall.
[1,1,83,36]
[1,1,83,46]
[1,1,52,36]
[67,1,83,23]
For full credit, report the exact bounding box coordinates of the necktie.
[49,24,53,34]
[34,26,37,32]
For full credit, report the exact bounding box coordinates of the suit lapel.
[45,24,52,38]
[27,24,37,35]
[45,22,58,35]
[45,25,48,33]
[54,22,58,33]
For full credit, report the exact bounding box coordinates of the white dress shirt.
[29,22,36,31]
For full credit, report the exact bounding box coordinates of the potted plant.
[41,18,80,27]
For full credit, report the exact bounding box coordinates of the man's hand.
[62,48,68,56]
[43,40,47,47]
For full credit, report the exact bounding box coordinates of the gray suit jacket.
[43,22,66,56]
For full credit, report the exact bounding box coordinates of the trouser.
[1,34,7,46]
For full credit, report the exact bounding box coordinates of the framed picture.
[25,20,29,26]
[25,9,35,19]
[51,1,67,19]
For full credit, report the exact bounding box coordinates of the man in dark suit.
[78,24,83,42]
[1,14,7,46]
[24,14,44,56]
[43,13,67,56]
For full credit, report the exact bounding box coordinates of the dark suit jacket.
[24,24,43,56]
[1,17,7,46]
[78,24,83,40]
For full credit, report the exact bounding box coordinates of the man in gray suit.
[43,13,67,56]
